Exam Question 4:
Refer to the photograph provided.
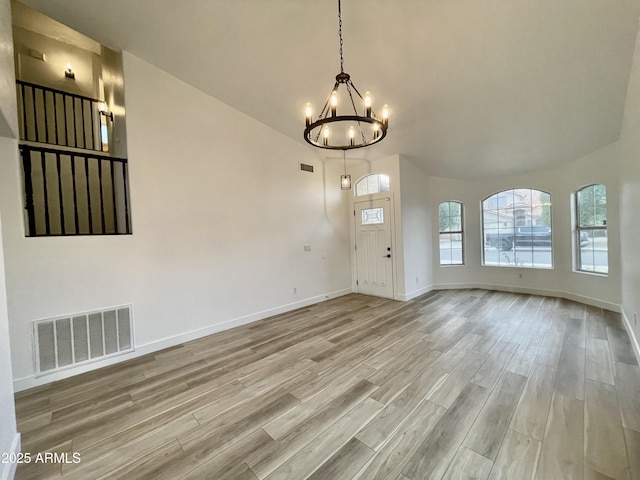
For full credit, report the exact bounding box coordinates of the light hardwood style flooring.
[13,289,640,479]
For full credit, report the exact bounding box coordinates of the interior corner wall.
[619,17,640,345]
[0,0,20,477]
[428,143,622,311]
[1,51,352,390]
[398,155,432,300]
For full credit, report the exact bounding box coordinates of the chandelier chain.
[338,0,344,73]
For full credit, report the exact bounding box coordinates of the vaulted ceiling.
[19,0,640,179]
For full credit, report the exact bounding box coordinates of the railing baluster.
[110,160,117,233]
[42,89,50,144]
[63,94,69,146]
[85,155,93,234]
[72,97,78,148]
[122,163,130,234]
[54,92,60,145]
[31,85,39,142]
[80,99,87,149]
[71,154,79,234]
[41,150,51,235]
[21,147,36,236]
[20,83,27,140]
[56,152,65,235]
[90,101,96,151]
[98,158,106,234]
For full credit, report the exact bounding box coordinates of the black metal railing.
[16,80,109,152]
[20,145,131,236]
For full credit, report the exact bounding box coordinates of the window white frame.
[575,184,608,275]
[438,201,464,265]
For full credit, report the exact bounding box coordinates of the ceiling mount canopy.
[304,0,389,151]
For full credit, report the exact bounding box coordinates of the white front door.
[355,198,394,299]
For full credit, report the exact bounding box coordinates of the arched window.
[355,173,390,197]
[482,188,552,268]
[576,184,607,274]
[439,201,464,265]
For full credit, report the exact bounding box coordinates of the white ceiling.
[18,0,640,179]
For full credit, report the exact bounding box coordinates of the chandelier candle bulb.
[305,103,312,127]
[364,92,372,117]
[382,105,389,127]
[323,127,330,145]
[331,91,338,117]
[349,126,355,146]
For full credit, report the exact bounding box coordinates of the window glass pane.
[361,207,384,225]
[379,175,390,192]
[576,184,607,274]
[356,180,368,197]
[482,188,552,269]
[578,230,608,274]
[439,233,463,265]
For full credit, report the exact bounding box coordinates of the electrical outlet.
[518,273,523,278]
[293,287,297,295]
[416,277,419,284]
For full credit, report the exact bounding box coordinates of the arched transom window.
[355,173,390,197]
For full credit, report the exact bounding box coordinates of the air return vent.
[300,163,314,173]
[33,305,134,376]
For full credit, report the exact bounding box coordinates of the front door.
[355,198,394,298]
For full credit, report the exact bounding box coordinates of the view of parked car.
[485,226,552,250]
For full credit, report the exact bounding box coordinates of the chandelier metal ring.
[303,116,387,150]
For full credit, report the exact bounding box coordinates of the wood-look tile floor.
[13,289,640,480]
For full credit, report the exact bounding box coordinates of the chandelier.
[304,0,389,151]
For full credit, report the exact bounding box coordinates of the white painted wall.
[620,19,640,347]
[398,155,432,300]
[0,1,20,477]
[429,142,622,311]
[0,52,352,390]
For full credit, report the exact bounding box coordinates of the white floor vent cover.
[33,305,134,375]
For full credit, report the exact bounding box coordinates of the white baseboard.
[396,285,434,301]
[621,309,640,365]
[431,282,621,312]
[13,288,353,392]
[0,433,20,480]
